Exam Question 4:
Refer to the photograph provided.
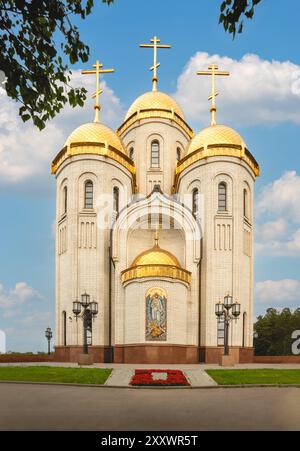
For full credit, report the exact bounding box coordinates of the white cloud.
[255,279,300,303]
[0,282,41,311]
[174,52,300,127]
[0,71,125,192]
[257,171,300,222]
[256,171,300,256]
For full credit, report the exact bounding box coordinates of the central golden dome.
[64,122,127,155]
[187,124,246,155]
[125,91,184,121]
[132,243,181,267]
[121,238,191,285]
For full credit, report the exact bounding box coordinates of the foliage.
[207,369,300,385]
[0,366,112,384]
[219,0,262,37]
[254,308,300,356]
[0,0,113,129]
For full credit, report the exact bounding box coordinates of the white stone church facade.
[52,83,259,363]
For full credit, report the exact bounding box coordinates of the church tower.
[52,61,135,361]
[176,64,259,362]
[52,42,259,364]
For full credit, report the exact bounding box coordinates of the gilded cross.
[197,64,230,126]
[81,60,114,122]
[140,36,171,92]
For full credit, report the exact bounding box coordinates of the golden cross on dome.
[197,64,230,126]
[81,60,115,123]
[140,36,171,92]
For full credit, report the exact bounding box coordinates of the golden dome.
[52,122,136,176]
[125,91,184,121]
[132,243,181,267]
[64,122,127,155]
[187,124,246,155]
[121,240,191,285]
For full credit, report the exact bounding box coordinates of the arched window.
[192,188,199,216]
[63,186,67,214]
[129,147,134,160]
[176,147,181,161]
[113,187,119,213]
[243,189,248,218]
[62,311,67,346]
[218,182,227,212]
[84,180,93,209]
[151,140,160,168]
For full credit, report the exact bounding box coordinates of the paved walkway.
[1,383,299,430]
[104,367,217,387]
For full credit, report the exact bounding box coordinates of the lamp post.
[72,293,98,355]
[215,295,241,356]
[45,327,52,355]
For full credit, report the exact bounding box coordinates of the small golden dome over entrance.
[121,234,191,285]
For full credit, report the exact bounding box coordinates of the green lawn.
[0,366,112,385]
[206,369,300,385]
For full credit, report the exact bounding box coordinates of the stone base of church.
[54,346,112,363]
[114,344,199,364]
[54,345,254,364]
[199,346,254,364]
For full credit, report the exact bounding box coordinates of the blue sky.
[1,0,300,351]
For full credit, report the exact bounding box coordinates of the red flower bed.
[130,369,190,386]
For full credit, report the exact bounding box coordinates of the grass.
[206,369,300,385]
[0,366,112,385]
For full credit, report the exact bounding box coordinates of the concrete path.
[1,383,299,431]
[103,368,217,387]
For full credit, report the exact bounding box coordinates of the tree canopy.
[0,0,262,129]
[254,308,300,356]
[219,0,262,37]
[0,0,113,129]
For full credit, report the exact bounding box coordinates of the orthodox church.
[52,37,259,364]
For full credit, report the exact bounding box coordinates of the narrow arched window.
[243,189,248,218]
[113,187,119,213]
[84,180,93,209]
[151,140,160,168]
[176,147,181,161]
[192,188,199,216]
[218,182,227,212]
[62,311,67,346]
[129,147,134,160]
[63,186,67,214]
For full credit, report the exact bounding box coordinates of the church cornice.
[117,108,194,139]
[175,144,260,185]
[121,264,191,285]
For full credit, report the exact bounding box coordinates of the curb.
[0,380,300,389]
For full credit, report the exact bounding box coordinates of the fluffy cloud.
[257,171,300,222]
[174,52,300,127]
[255,279,300,303]
[0,282,41,311]
[0,72,125,192]
[256,171,300,256]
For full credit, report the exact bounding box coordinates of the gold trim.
[51,142,136,176]
[176,145,260,178]
[121,264,191,284]
[117,109,194,139]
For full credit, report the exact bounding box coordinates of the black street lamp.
[72,293,98,355]
[45,327,52,355]
[215,295,241,356]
